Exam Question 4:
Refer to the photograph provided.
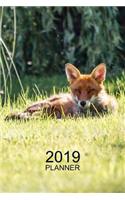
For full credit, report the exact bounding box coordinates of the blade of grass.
[6,7,16,82]
[0,37,24,94]
[0,52,7,104]
[0,7,4,92]
[1,46,12,93]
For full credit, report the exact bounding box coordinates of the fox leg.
[5,111,32,120]
[5,101,50,120]
[5,99,62,120]
[26,100,62,118]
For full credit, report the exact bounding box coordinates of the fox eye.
[74,89,81,95]
[88,88,95,94]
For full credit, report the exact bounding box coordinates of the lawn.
[0,74,125,192]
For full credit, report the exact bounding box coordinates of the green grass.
[0,75,125,192]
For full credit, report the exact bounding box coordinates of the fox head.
[65,63,106,109]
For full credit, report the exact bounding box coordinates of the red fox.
[5,63,118,120]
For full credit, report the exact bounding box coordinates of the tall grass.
[0,79,125,192]
[0,7,23,104]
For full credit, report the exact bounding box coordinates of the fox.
[5,63,118,120]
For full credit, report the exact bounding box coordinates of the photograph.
[0,6,125,193]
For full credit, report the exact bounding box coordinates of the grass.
[0,74,125,192]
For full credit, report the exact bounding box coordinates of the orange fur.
[5,63,118,120]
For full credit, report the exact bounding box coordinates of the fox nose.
[80,101,86,107]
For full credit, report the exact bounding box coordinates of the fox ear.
[65,63,80,83]
[91,63,106,83]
